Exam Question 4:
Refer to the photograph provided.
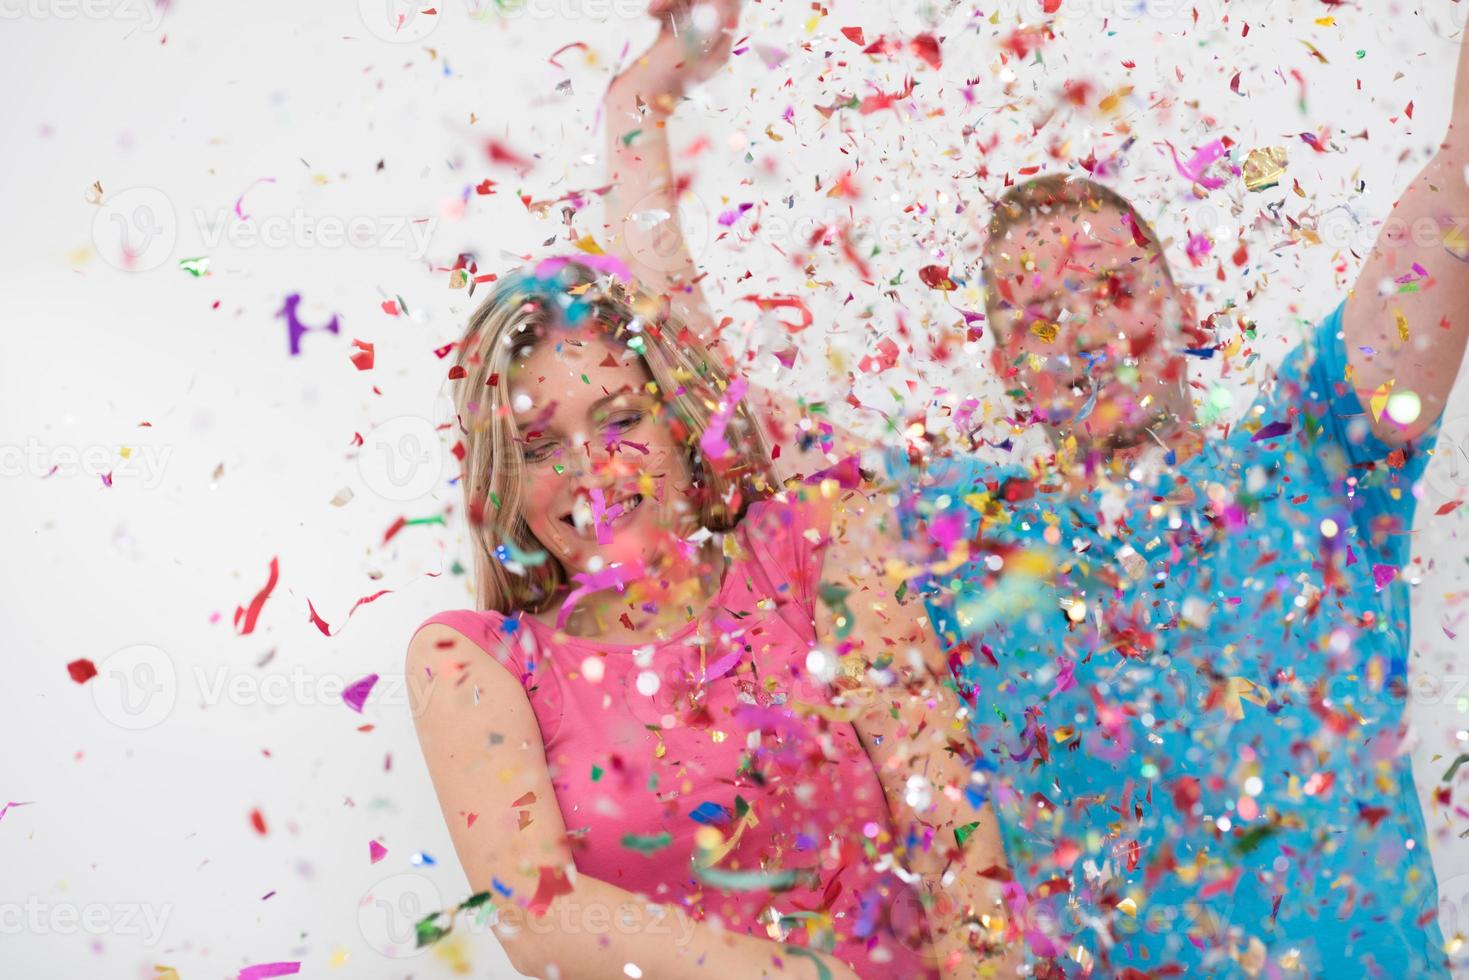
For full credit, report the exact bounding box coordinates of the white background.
[3,0,1469,977]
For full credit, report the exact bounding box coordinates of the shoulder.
[407,608,533,680]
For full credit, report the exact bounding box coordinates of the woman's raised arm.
[602,0,862,482]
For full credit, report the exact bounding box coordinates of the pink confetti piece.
[699,377,748,469]
[238,963,300,980]
[533,252,632,284]
[1372,564,1399,591]
[556,563,644,630]
[369,839,388,864]
[343,674,380,713]
[233,176,276,220]
[0,801,35,823]
[1165,139,1228,190]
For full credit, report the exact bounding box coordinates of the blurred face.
[986,205,1196,453]
[509,324,700,578]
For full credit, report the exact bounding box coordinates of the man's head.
[982,175,1204,455]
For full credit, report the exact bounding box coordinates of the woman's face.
[507,323,701,580]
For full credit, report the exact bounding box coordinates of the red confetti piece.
[67,658,97,684]
[349,338,375,371]
[306,589,393,637]
[1435,500,1463,516]
[250,808,268,835]
[527,865,573,916]
[739,294,813,332]
[234,556,280,636]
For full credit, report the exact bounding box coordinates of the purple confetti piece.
[342,673,379,713]
[1251,420,1292,442]
[277,293,340,356]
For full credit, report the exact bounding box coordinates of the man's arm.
[817,487,1021,977]
[1343,23,1469,446]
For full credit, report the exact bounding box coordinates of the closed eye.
[521,439,560,464]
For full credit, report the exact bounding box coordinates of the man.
[894,25,1469,979]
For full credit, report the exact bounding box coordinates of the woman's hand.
[611,0,742,112]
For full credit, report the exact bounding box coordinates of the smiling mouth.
[560,493,645,538]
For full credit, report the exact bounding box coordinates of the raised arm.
[1343,23,1469,446]
[603,1,860,480]
[815,488,1020,978]
[406,624,859,980]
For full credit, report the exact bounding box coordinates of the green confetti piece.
[490,491,502,509]
[782,946,833,980]
[695,866,806,891]
[620,128,643,147]
[590,764,604,782]
[1232,824,1278,856]
[1443,753,1469,783]
[955,821,981,848]
[178,256,210,277]
[621,832,673,854]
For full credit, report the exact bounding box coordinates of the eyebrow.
[1005,261,1149,311]
[513,387,646,435]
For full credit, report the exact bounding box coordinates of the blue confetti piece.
[689,801,733,826]
[410,852,437,867]
[491,877,513,897]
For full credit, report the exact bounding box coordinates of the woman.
[406,8,1016,979]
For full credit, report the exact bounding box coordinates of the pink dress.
[418,484,939,978]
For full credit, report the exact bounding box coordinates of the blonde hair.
[450,258,776,615]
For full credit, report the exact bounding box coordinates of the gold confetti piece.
[154,968,180,980]
[1242,147,1288,192]
[1395,309,1410,343]
[85,180,104,204]
[1368,379,1394,422]
[1029,320,1059,343]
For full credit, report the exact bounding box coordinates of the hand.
[611,0,743,112]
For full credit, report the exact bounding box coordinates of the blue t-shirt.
[892,301,1446,977]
